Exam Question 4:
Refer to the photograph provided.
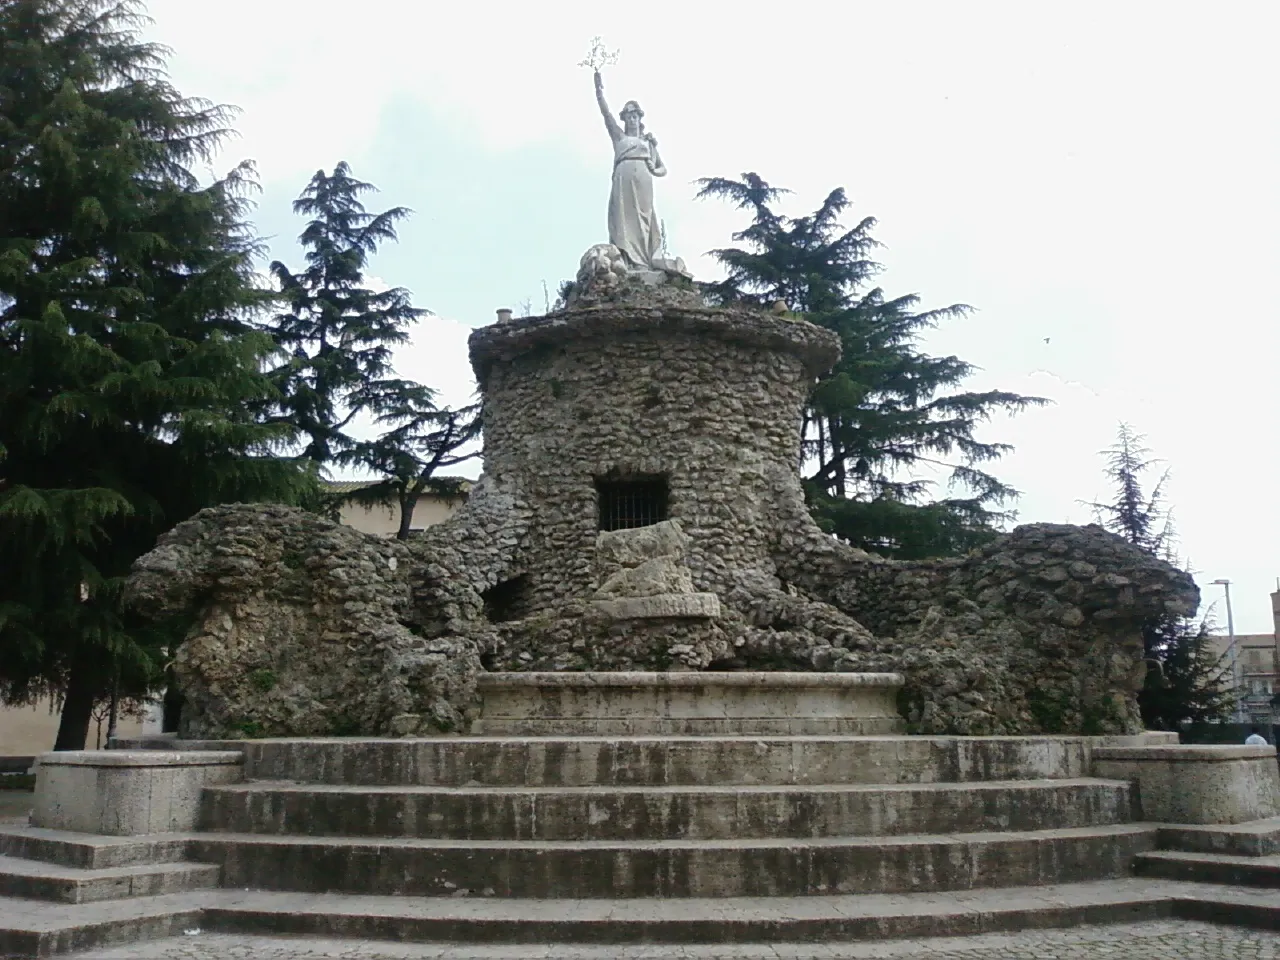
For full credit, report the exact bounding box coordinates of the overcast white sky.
[145,1,1279,632]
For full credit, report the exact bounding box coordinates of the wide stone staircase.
[190,734,1155,902]
[1,673,1278,955]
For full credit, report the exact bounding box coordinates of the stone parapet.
[31,751,243,836]
[470,670,904,736]
[1092,744,1280,825]
[468,305,842,385]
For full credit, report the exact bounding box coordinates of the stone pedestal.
[471,670,905,736]
[1092,744,1280,824]
[32,750,243,835]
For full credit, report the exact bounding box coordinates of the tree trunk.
[397,492,419,540]
[53,664,96,751]
[832,420,847,498]
[105,661,120,747]
[162,667,184,733]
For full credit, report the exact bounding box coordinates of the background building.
[1207,587,1280,726]
[326,479,470,537]
[0,701,155,758]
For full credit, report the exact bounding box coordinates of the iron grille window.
[596,476,669,531]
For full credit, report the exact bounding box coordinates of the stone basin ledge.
[472,670,906,737]
[32,750,243,836]
[477,671,904,688]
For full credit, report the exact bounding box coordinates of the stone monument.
[122,54,1198,741]
[8,44,1277,959]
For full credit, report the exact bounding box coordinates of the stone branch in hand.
[577,36,619,72]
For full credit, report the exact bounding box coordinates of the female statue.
[594,70,667,271]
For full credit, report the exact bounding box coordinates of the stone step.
[239,735,1104,786]
[201,777,1133,841]
[1135,849,1280,888]
[1158,815,1280,857]
[5,880,1277,954]
[0,825,192,869]
[188,823,1156,898]
[0,890,209,956]
[131,880,1280,946]
[0,855,219,904]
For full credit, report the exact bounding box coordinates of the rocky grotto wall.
[124,299,1198,739]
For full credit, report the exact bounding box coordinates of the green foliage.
[327,714,363,736]
[248,668,276,693]
[1140,617,1234,733]
[1026,689,1069,735]
[1084,424,1233,730]
[235,718,264,738]
[1086,423,1174,556]
[553,280,576,311]
[260,162,472,540]
[806,487,999,561]
[262,163,428,469]
[697,173,1046,558]
[0,0,314,749]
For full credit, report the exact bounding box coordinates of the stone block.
[590,593,720,620]
[596,519,688,568]
[1092,744,1280,825]
[594,557,694,598]
[31,750,243,836]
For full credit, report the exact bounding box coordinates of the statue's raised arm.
[594,71,622,143]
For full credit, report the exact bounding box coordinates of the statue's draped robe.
[608,136,661,269]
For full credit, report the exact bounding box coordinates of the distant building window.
[595,475,669,532]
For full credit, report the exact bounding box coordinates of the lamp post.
[1212,579,1241,723]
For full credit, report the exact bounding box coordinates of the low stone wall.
[1093,744,1280,825]
[31,750,243,835]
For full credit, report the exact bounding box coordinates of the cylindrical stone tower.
[471,306,837,602]
[462,303,859,670]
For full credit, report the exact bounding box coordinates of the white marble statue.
[593,70,669,272]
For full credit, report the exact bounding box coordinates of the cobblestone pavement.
[70,920,1280,959]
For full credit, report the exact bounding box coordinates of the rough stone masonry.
[125,292,1197,739]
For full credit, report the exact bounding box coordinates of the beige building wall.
[0,699,155,757]
[337,495,465,537]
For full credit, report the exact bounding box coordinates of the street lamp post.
[1212,579,1242,723]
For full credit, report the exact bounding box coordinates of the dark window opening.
[482,575,531,623]
[596,475,670,531]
